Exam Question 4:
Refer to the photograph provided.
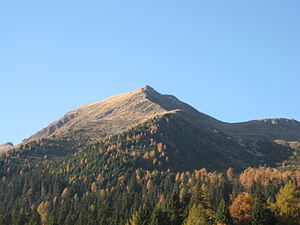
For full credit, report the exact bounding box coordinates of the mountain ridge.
[22,85,299,145]
[5,85,300,147]
[2,85,300,170]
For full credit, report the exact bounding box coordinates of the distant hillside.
[218,118,300,141]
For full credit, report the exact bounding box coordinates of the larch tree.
[229,193,253,225]
[37,201,49,225]
[126,211,139,225]
[270,181,300,225]
[226,168,234,182]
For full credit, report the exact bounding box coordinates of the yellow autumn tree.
[37,201,49,225]
[61,187,69,199]
[91,181,98,193]
[270,181,300,225]
[126,211,139,225]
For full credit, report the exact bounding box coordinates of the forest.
[0,121,299,225]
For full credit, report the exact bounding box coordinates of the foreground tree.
[270,181,300,225]
[126,202,152,225]
[229,193,253,225]
[251,185,273,225]
[165,190,183,225]
[183,204,212,225]
[149,207,168,225]
[37,201,49,225]
[216,199,233,225]
[126,211,139,225]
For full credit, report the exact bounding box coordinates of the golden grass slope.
[23,86,175,145]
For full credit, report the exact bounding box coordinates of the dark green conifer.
[165,189,183,225]
[215,199,233,225]
[251,185,273,225]
[149,207,168,225]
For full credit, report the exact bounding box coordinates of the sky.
[0,0,299,144]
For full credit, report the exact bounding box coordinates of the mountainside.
[23,86,168,144]
[22,85,217,147]
[2,85,298,171]
[218,118,300,141]
[1,126,299,225]
[1,85,300,225]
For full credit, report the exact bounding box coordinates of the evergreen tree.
[251,197,271,225]
[215,199,233,225]
[189,184,203,207]
[126,211,139,225]
[149,207,168,225]
[137,202,152,225]
[180,188,190,219]
[183,204,212,225]
[186,184,216,224]
[165,189,183,225]
[251,185,273,225]
[200,184,212,209]
[126,202,152,225]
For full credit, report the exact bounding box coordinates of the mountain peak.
[133,85,159,96]
[137,85,154,92]
[21,86,300,157]
[22,85,218,146]
[23,86,173,145]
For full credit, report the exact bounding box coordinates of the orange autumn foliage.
[226,167,234,182]
[229,193,253,225]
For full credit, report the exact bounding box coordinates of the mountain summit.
[24,85,202,145]
[6,85,300,170]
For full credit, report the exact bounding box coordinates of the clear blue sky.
[1,0,299,144]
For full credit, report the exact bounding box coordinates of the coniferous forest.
[0,120,300,225]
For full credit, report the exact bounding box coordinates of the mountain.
[1,85,300,225]
[5,85,300,171]
[23,85,217,146]
[218,118,300,141]
[0,142,13,153]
